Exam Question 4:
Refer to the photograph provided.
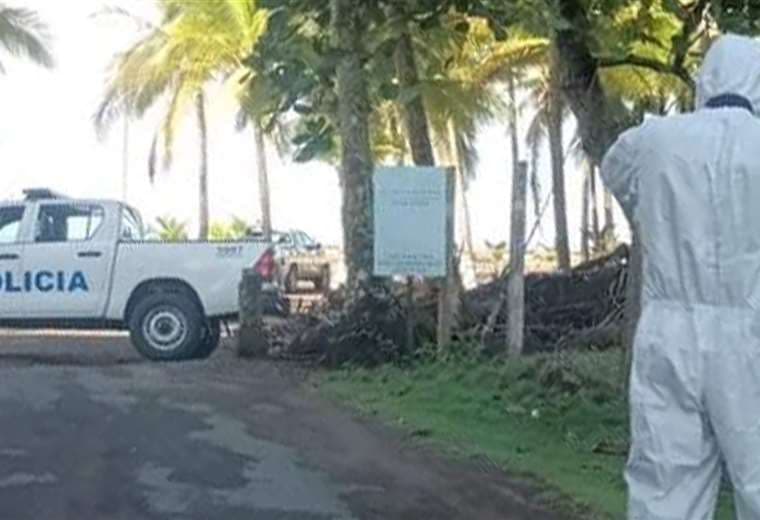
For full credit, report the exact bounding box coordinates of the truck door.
[22,202,115,319]
[0,205,27,319]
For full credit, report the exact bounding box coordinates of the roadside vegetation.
[320,348,736,519]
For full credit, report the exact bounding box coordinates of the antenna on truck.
[22,188,68,201]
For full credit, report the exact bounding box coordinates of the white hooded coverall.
[602,34,760,519]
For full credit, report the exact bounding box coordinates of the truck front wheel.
[129,290,204,361]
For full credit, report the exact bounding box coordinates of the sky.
[0,0,627,251]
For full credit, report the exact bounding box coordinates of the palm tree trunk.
[529,138,542,222]
[196,91,210,240]
[507,74,520,182]
[394,30,435,166]
[448,120,476,269]
[548,64,571,271]
[581,169,590,262]
[393,24,456,348]
[253,119,273,242]
[389,106,405,166]
[589,163,601,253]
[331,0,374,291]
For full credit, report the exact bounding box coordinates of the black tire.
[129,288,204,361]
[285,266,299,294]
[193,321,221,359]
[317,266,331,293]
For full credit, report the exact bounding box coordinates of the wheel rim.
[142,306,188,352]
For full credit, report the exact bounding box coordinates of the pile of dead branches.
[273,284,422,367]
[464,244,629,353]
[269,245,629,366]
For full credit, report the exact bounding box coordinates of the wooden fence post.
[238,268,268,358]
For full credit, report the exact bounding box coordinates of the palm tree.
[524,51,573,272]
[0,5,53,71]
[156,216,188,241]
[331,0,375,291]
[418,17,508,272]
[95,0,268,240]
[390,20,549,287]
[433,27,548,274]
[235,90,292,242]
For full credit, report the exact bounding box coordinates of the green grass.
[319,350,735,519]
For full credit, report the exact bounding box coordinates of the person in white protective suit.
[602,34,760,520]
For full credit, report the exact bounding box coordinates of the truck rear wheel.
[314,266,331,293]
[193,321,221,359]
[129,290,204,361]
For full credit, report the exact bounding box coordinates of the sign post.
[373,166,455,350]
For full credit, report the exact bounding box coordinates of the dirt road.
[0,332,566,520]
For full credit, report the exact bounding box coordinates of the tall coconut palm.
[418,17,509,270]
[235,86,291,242]
[0,5,53,72]
[524,51,573,272]
[409,20,548,278]
[95,0,268,239]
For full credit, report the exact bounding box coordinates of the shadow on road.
[0,331,145,367]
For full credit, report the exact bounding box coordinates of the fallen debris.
[265,245,630,366]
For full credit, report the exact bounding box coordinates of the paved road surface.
[0,332,566,520]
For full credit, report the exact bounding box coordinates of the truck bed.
[105,240,270,320]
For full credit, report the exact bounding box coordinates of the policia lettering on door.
[0,271,89,293]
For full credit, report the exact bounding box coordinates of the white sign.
[373,167,452,277]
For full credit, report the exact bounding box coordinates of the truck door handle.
[0,253,19,261]
[77,251,102,258]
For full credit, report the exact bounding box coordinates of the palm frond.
[455,130,478,184]
[472,37,548,86]
[0,6,53,69]
[90,5,156,31]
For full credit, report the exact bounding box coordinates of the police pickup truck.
[0,189,277,361]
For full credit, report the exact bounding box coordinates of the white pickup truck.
[0,189,276,361]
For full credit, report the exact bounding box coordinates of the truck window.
[36,204,104,243]
[299,232,316,248]
[0,206,24,244]
[120,206,144,241]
